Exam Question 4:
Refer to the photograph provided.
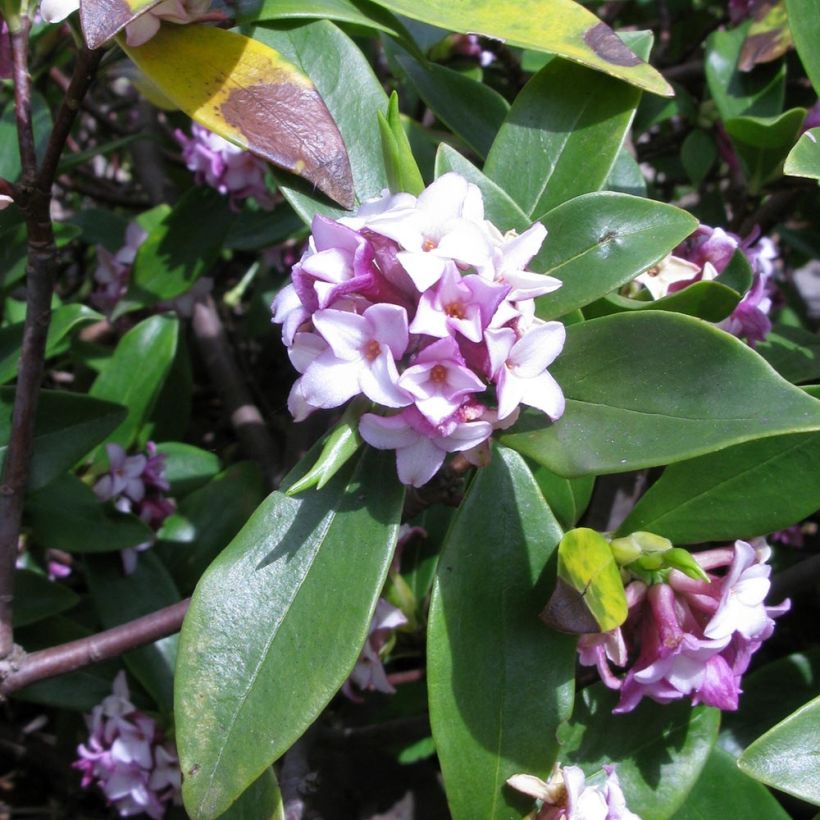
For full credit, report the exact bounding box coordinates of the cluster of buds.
[75,672,180,818]
[175,124,274,211]
[272,173,566,487]
[93,443,176,573]
[507,762,639,820]
[92,222,148,315]
[578,535,789,713]
[342,598,408,700]
[635,224,778,346]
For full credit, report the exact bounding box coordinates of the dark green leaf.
[785,0,820,93]
[501,312,820,477]
[27,474,155,553]
[175,448,404,818]
[738,695,820,805]
[154,442,221,497]
[0,93,52,181]
[531,192,698,321]
[681,129,718,186]
[224,207,305,252]
[485,33,652,217]
[428,445,575,820]
[757,323,820,384]
[561,684,720,820]
[217,768,284,820]
[605,147,647,197]
[618,432,820,543]
[529,461,594,530]
[0,389,126,491]
[89,315,179,451]
[378,91,425,196]
[12,570,80,627]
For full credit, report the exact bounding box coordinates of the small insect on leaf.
[541,527,628,634]
[122,24,355,208]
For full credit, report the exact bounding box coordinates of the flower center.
[430,364,447,384]
[363,339,381,361]
[422,238,438,252]
[444,301,466,319]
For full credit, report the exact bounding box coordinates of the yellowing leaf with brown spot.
[367,0,672,96]
[80,0,163,49]
[122,24,354,208]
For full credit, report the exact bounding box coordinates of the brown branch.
[0,599,190,697]
[192,296,280,489]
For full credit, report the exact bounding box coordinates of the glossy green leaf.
[397,54,509,159]
[12,570,80,628]
[738,695,820,805]
[124,187,234,308]
[757,323,820,384]
[0,304,102,384]
[501,312,820,477]
[434,144,530,232]
[428,445,576,820]
[605,147,647,197]
[377,91,425,196]
[706,24,785,120]
[784,127,820,180]
[529,462,594,531]
[157,462,265,593]
[785,0,820,93]
[86,552,180,712]
[619,432,820,543]
[175,448,404,818]
[252,22,389,221]
[721,650,820,757]
[217,768,284,820]
[122,25,354,208]
[716,247,755,294]
[530,193,698,321]
[154,442,221,497]
[725,108,806,191]
[367,0,672,96]
[89,314,179,451]
[561,684,720,820]
[545,528,627,633]
[670,747,790,820]
[681,129,718,186]
[224,208,304,252]
[27,474,155,554]
[486,33,652,216]
[0,389,125,492]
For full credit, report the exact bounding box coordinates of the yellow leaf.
[122,24,354,208]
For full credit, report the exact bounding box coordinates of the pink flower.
[92,222,148,315]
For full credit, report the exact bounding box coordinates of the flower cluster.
[635,224,778,346]
[342,598,408,700]
[175,123,274,211]
[578,540,789,713]
[507,763,639,820]
[94,443,176,573]
[75,672,180,818]
[271,173,566,487]
[41,0,215,46]
[92,222,148,315]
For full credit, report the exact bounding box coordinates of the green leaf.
[396,54,509,159]
[428,445,576,820]
[681,129,718,186]
[0,92,51,182]
[725,108,806,192]
[434,144,530,232]
[757,323,820,384]
[618,432,820,543]
[122,25,354,208]
[154,442,221,497]
[706,24,785,120]
[86,552,181,713]
[157,462,265,593]
[605,147,647,197]
[12,570,80,627]
[124,187,234,308]
[0,304,102,385]
[366,0,672,96]
[529,461,594,531]
[500,312,820,477]
[377,91,425,196]
[561,684,720,820]
[175,448,404,818]
[721,650,820,757]
[224,207,305,252]
[252,22,389,221]
[0,389,126,492]
[785,0,820,93]
[738,695,820,806]
[485,33,652,217]
[784,127,820,181]
[670,747,790,820]
[27,474,155,554]
[530,192,698,321]
[544,528,627,633]
[89,315,179,451]
[217,768,284,820]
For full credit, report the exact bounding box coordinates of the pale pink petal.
[313,309,369,360]
[299,354,362,408]
[358,353,411,408]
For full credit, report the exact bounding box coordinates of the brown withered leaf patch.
[80,0,162,49]
[583,22,642,67]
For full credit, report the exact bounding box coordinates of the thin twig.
[0,599,190,696]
